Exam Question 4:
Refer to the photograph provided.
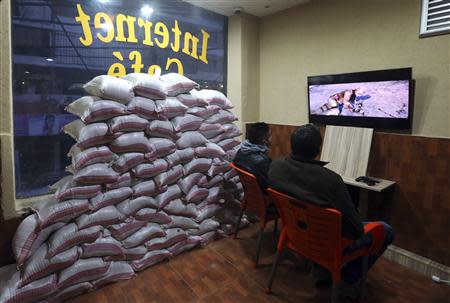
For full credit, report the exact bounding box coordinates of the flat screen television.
[308,68,413,129]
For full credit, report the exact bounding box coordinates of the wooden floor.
[69,223,450,303]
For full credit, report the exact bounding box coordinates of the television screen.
[308,68,413,129]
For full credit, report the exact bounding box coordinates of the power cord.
[432,275,450,285]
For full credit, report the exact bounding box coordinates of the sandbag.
[185,186,209,204]
[195,204,222,222]
[71,146,118,171]
[155,184,182,210]
[81,100,127,123]
[65,96,100,117]
[109,132,153,153]
[63,120,85,141]
[147,138,177,159]
[146,120,176,140]
[133,159,168,179]
[204,110,238,124]
[46,282,93,303]
[171,114,203,132]
[187,105,221,119]
[57,258,110,289]
[166,215,199,230]
[165,148,194,168]
[200,231,218,247]
[207,161,231,177]
[49,175,72,193]
[109,114,149,133]
[122,223,165,248]
[47,224,102,257]
[198,123,224,139]
[177,173,204,194]
[154,164,183,189]
[176,93,208,107]
[221,123,242,139]
[167,236,201,256]
[145,228,187,251]
[122,73,167,100]
[81,236,124,258]
[122,246,147,261]
[164,199,197,218]
[191,89,233,109]
[225,147,239,161]
[223,168,238,180]
[84,75,134,104]
[109,218,147,241]
[93,261,135,288]
[198,174,224,189]
[131,249,171,272]
[73,163,119,185]
[195,143,226,159]
[116,197,158,216]
[205,186,221,204]
[78,122,119,149]
[133,208,172,224]
[54,176,102,201]
[183,158,212,175]
[21,245,79,286]
[132,180,167,198]
[106,172,133,190]
[76,206,123,229]
[176,131,207,149]
[127,96,159,120]
[218,138,241,151]
[112,153,146,174]
[156,98,188,119]
[37,199,90,229]
[90,187,133,211]
[160,73,199,96]
[188,219,220,236]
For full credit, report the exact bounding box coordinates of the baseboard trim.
[383,245,450,280]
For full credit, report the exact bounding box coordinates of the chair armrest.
[341,222,386,263]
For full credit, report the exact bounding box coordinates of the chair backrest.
[229,162,268,218]
[267,188,343,271]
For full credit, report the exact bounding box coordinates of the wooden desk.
[342,176,396,192]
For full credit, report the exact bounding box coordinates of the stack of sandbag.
[0,73,244,303]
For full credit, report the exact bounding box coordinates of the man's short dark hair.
[291,124,322,159]
[247,122,270,145]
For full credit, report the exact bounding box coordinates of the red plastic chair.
[230,163,279,267]
[266,188,386,302]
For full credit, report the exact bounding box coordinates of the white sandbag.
[81,100,127,123]
[155,184,182,210]
[122,223,165,248]
[176,93,208,107]
[200,231,218,247]
[166,215,199,230]
[21,245,79,286]
[205,186,221,204]
[195,143,226,159]
[198,174,224,189]
[204,110,238,124]
[90,187,133,211]
[46,282,93,303]
[55,178,102,201]
[63,120,85,141]
[127,96,159,120]
[78,123,119,149]
[71,146,118,171]
[93,261,135,288]
[133,159,169,179]
[112,153,146,174]
[122,246,147,261]
[223,168,238,180]
[131,249,171,272]
[122,73,167,100]
[176,131,208,149]
[191,89,233,109]
[109,218,147,241]
[185,186,209,204]
[132,180,167,198]
[47,224,102,257]
[0,269,57,303]
[37,199,90,229]
[218,138,241,151]
[116,196,158,216]
[81,236,124,258]
[164,199,197,218]
[154,164,183,189]
[177,173,204,194]
[187,219,220,236]
[156,98,188,119]
[171,114,203,132]
[146,120,177,140]
[109,132,153,153]
[49,175,73,193]
[106,172,133,189]
[165,148,195,168]
[187,105,221,119]
[84,75,134,104]
[221,123,242,139]
[145,228,187,251]
[76,206,123,229]
[225,147,239,162]
[109,114,149,133]
[207,161,231,177]
[57,258,110,289]
[73,163,119,185]
[196,204,222,222]
[65,96,100,117]
[183,158,212,175]
[147,138,177,159]
[133,208,172,224]
[160,73,199,96]
[168,236,201,256]
[198,123,224,139]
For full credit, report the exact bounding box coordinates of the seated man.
[233,122,272,190]
[268,124,394,297]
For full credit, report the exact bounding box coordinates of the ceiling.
[182,0,310,17]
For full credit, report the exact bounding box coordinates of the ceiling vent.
[420,0,450,37]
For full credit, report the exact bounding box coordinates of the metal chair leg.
[254,227,264,267]
[233,208,245,239]
[359,255,369,301]
[331,282,340,303]
[266,249,282,294]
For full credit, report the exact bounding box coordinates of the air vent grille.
[420,0,450,37]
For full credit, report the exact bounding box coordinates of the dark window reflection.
[12,0,227,198]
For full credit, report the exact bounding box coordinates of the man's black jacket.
[233,147,272,190]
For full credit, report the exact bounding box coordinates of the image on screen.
[309,80,409,118]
